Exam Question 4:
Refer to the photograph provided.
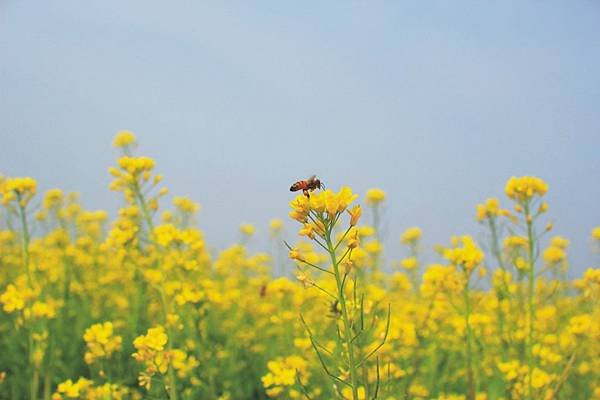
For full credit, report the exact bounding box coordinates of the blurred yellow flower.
[112,130,137,148]
[591,227,600,241]
[400,226,422,244]
[240,223,256,236]
[543,245,566,264]
[444,235,484,273]
[173,196,200,214]
[365,188,386,205]
[475,198,510,221]
[401,256,418,270]
[269,218,283,232]
[1,176,37,206]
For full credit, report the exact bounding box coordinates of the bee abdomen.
[290,182,304,192]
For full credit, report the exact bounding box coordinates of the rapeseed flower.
[443,235,484,273]
[112,130,137,148]
[505,176,548,202]
[240,223,256,236]
[0,176,37,206]
[365,188,386,205]
[400,226,422,244]
[83,322,123,364]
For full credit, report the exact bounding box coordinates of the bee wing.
[307,175,316,183]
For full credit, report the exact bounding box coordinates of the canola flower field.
[0,132,598,400]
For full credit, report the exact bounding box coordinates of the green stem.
[17,200,32,286]
[409,243,419,296]
[372,205,380,241]
[325,233,359,400]
[159,289,178,400]
[463,274,475,400]
[17,197,39,400]
[524,203,536,400]
[132,180,154,231]
[488,217,509,362]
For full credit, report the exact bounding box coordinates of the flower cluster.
[443,235,485,273]
[112,130,137,148]
[505,176,548,203]
[132,326,170,389]
[132,326,198,391]
[83,322,123,365]
[261,356,309,397]
[289,187,358,223]
[400,226,422,244]
[0,176,37,206]
[365,188,385,205]
[475,197,511,222]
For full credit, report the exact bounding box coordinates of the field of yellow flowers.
[0,132,598,400]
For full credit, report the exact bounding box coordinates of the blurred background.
[1,1,599,275]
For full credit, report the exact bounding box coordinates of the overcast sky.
[1,1,599,276]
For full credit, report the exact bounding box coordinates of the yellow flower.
[505,176,548,202]
[568,314,592,335]
[295,271,312,287]
[364,240,383,254]
[365,188,386,205]
[42,188,64,210]
[298,223,315,239]
[592,227,600,241]
[56,378,92,398]
[550,235,569,249]
[289,248,303,262]
[269,219,283,234]
[29,301,57,320]
[113,130,137,148]
[0,284,26,313]
[401,257,418,270]
[261,356,308,395]
[504,235,528,250]
[530,368,552,389]
[357,226,375,237]
[240,223,256,236]
[348,230,360,249]
[289,195,310,222]
[173,196,200,214]
[498,360,521,381]
[400,227,422,244]
[475,198,505,221]
[153,224,179,247]
[1,176,37,206]
[117,156,155,176]
[83,322,123,364]
[443,235,484,273]
[133,326,168,358]
[514,257,528,270]
[543,246,566,264]
[170,349,199,378]
[347,205,362,226]
[289,187,358,222]
[342,386,366,400]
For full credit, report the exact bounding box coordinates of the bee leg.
[303,189,310,198]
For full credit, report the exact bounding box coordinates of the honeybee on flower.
[289,175,324,197]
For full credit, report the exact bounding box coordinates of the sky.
[1,1,599,276]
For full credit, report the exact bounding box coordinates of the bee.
[328,300,341,318]
[290,175,324,197]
